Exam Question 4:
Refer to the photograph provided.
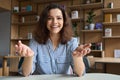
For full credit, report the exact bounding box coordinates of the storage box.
[104,14,112,22]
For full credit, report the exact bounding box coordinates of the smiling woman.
[15,3,91,77]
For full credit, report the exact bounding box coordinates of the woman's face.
[47,8,64,35]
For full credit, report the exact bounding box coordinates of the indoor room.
[0,0,120,80]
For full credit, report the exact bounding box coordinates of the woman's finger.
[83,43,91,49]
[86,48,91,53]
[18,40,22,46]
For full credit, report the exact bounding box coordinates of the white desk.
[0,73,120,80]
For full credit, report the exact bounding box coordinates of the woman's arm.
[21,56,33,76]
[15,41,34,76]
[73,56,85,77]
[72,44,91,77]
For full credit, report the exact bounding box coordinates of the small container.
[71,10,78,19]
[105,28,112,37]
[108,2,113,8]
[86,0,90,4]
[13,6,19,12]
[28,33,32,39]
[22,17,25,23]
[36,15,40,21]
[26,5,32,11]
[110,2,113,8]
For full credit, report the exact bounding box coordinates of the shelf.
[12,11,37,16]
[11,38,30,41]
[12,21,38,26]
[71,18,83,22]
[81,29,102,32]
[0,0,11,11]
[102,8,120,13]
[103,36,120,39]
[67,5,81,11]
[0,7,9,12]
[18,0,31,2]
[91,50,103,52]
[103,22,120,26]
[81,2,103,10]
[67,2,103,10]
[32,0,70,3]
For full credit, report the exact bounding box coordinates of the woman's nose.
[53,18,57,24]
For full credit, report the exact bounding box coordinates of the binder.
[104,14,112,22]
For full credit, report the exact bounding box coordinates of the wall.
[0,11,11,56]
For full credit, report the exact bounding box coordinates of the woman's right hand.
[15,40,34,57]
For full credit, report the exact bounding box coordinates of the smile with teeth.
[51,26,58,28]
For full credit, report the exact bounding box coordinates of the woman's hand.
[15,40,34,57]
[72,43,91,57]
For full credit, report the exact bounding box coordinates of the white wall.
[0,11,11,56]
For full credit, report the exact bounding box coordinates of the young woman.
[15,3,91,77]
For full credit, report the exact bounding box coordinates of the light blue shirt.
[30,37,79,74]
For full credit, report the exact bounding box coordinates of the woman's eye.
[48,17,52,20]
[57,17,62,20]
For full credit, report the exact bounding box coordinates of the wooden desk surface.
[0,55,20,76]
[94,57,120,63]
[0,55,20,58]
[0,73,120,80]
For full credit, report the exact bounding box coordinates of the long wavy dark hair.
[33,3,73,44]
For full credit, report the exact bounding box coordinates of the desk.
[0,55,20,76]
[95,57,120,73]
[0,73,120,80]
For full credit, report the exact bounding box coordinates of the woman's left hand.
[72,43,91,57]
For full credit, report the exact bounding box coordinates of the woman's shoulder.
[67,37,79,45]
[29,38,39,46]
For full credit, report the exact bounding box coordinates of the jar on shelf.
[13,6,19,13]
[105,28,112,37]
[71,10,78,19]
[86,0,91,4]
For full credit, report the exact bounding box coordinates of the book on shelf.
[117,14,120,22]
[114,49,120,58]
[104,14,112,22]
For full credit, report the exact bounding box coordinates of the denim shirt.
[19,37,79,75]
[30,37,79,75]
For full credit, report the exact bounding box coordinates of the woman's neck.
[50,33,60,50]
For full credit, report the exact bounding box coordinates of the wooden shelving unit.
[102,0,120,58]
[81,30,102,32]
[103,36,120,39]
[81,2,103,9]
[71,18,83,22]
[9,0,38,73]
[12,21,38,26]
[0,0,11,12]
[67,1,104,57]
[67,5,81,11]
[102,8,120,13]
[103,22,120,26]
[12,11,37,16]
[32,0,71,4]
